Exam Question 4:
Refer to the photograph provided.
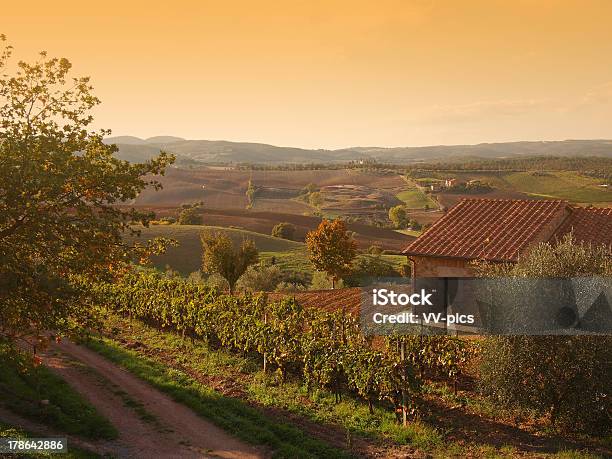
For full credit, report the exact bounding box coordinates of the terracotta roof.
[554,207,612,248]
[403,199,569,262]
[267,288,361,316]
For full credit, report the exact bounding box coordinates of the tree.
[302,183,319,194]
[271,222,296,240]
[245,179,256,209]
[408,219,422,231]
[0,36,174,344]
[473,235,612,433]
[309,191,324,208]
[306,220,357,288]
[200,231,258,293]
[388,205,408,229]
[235,264,282,293]
[178,207,203,225]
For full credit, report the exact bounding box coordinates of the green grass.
[86,334,351,459]
[260,249,407,283]
[128,224,304,275]
[441,170,611,204]
[91,316,442,450]
[397,177,438,209]
[0,422,101,458]
[0,346,117,441]
[260,248,313,277]
[396,189,437,209]
[394,229,423,237]
[89,316,610,458]
[501,171,611,203]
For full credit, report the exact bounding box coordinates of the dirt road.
[36,340,265,459]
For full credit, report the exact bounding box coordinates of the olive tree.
[472,235,612,433]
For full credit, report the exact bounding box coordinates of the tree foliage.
[306,220,357,288]
[308,191,324,208]
[0,36,174,343]
[200,231,258,293]
[178,206,203,225]
[271,222,296,240]
[235,264,283,293]
[473,235,612,433]
[90,270,471,419]
[388,205,408,229]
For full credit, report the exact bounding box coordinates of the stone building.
[403,198,612,277]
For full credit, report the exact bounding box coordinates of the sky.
[3,0,612,149]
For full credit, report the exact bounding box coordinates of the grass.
[396,189,437,209]
[89,316,611,459]
[0,346,117,441]
[127,224,304,275]
[260,248,313,277]
[89,316,538,456]
[85,333,351,459]
[0,422,101,458]
[260,249,408,283]
[442,170,611,204]
[501,171,611,203]
[397,177,438,209]
[394,229,423,237]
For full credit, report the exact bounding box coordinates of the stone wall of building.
[409,255,473,277]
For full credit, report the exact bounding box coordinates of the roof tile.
[403,198,569,262]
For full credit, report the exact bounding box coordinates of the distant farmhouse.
[403,198,612,277]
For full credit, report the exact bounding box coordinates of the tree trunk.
[400,340,408,427]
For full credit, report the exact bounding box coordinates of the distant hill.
[104,136,612,164]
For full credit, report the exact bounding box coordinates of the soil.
[1,340,266,459]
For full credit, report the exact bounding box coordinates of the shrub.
[349,254,399,282]
[310,271,344,290]
[480,336,611,433]
[178,207,203,225]
[368,245,383,255]
[271,222,296,240]
[235,264,283,293]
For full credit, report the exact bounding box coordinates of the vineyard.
[86,270,473,423]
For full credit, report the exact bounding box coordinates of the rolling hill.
[127,224,303,275]
[105,137,612,164]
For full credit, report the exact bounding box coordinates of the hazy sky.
[3,0,612,148]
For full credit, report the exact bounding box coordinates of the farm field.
[84,308,611,459]
[259,248,407,280]
[134,167,412,221]
[426,170,610,208]
[128,224,302,275]
[395,176,439,210]
[127,224,407,278]
[129,207,415,252]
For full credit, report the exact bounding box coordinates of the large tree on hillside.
[0,35,174,344]
[200,231,259,293]
[306,219,357,288]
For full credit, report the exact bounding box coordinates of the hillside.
[132,168,413,223]
[126,205,415,252]
[105,137,612,164]
[127,225,303,275]
[421,170,611,208]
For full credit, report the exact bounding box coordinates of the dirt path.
[38,340,265,459]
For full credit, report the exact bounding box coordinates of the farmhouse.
[403,198,612,277]
[444,178,458,188]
